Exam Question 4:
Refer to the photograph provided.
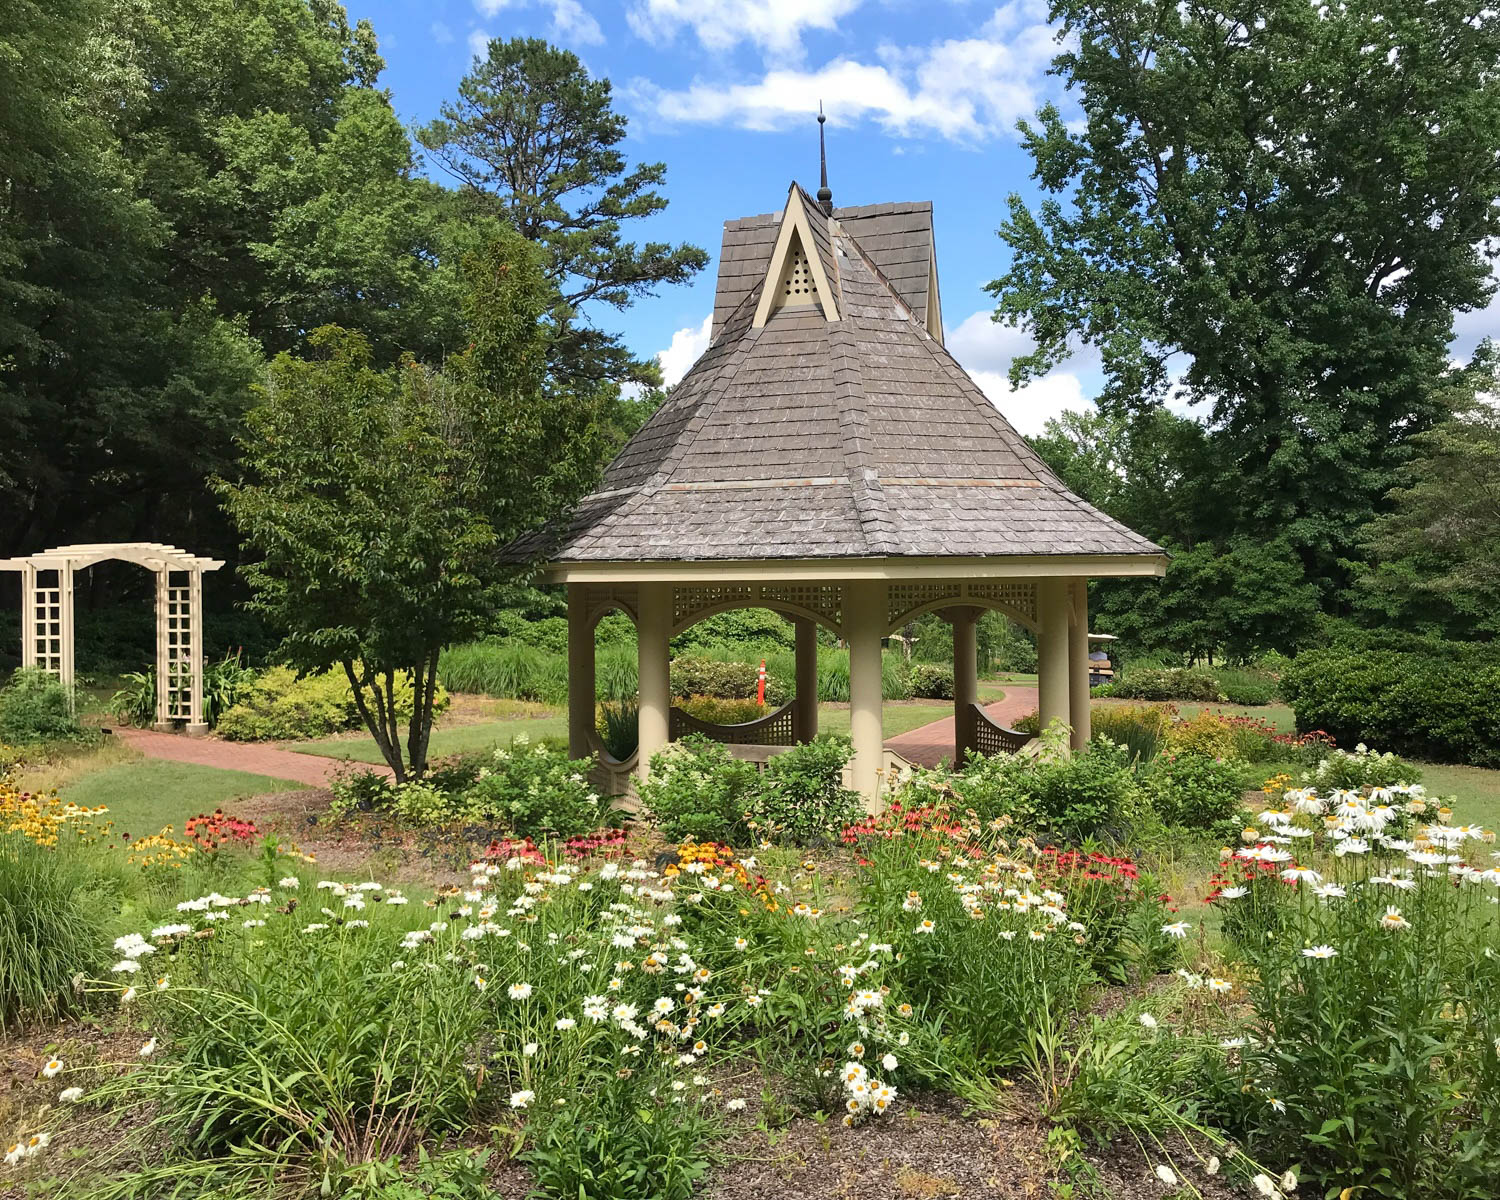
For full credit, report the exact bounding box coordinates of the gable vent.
[772,236,818,311]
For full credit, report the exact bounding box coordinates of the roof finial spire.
[816,102,833,216]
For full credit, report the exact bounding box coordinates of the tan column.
[792,617,819,742]
[153,569,173,730]
[845,581,887,807]
[635,581,672,781]
[1068,581,1091,751]
[19,565,36,669]
[186,568,208,734]
[59,565,76,713]
[567,585,597,760]
[950,606,980,763]
[1037,578,1071,742]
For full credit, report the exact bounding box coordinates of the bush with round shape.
[746,735,862,846]
[0,668,85,744]
[637,735,758,844]
[1143,752,1245,834]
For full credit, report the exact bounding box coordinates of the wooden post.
[845,581,887,807]
[1037,578,1070,744]
[950,606,980,764]
[19,564,35,669]
[153,569,172,730]
[1068,580,1091,751]
[635,582,672,781]
[567,584,596,760]
[793,616,819,742]
[59,564,75,711]
[186,568,208,735]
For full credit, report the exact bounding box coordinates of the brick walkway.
[111,727,393,788]
[883,686,1038,769]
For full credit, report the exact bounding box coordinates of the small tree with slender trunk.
[218,229,611,780]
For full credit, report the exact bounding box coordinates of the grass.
[292,700,957,765]
[51,761,307,835]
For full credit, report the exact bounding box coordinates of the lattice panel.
[973,704,1033,757]
[583,583,639,623]
[670,701,796,747]
[758,583,843,629]
[887,582,962,629]
[32,586,62,674]
[672,585,754,627]
[968,581,1039,628]
[164,585,192,720]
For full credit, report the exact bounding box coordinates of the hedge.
[1280,647,1500,767]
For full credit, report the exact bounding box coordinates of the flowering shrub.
[1143,752,1245,836]
[0,782,108,848]
[1308,743,1421,789]
[462,736,614,839]
[945,729,1140,841]
[1205,783,1500,1196]
[637,735,759,843]
[746,736,861,846]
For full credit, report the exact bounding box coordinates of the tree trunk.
[343,659,406,783]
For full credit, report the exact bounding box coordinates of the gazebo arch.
[508,178,1166,807]
[0,542,223,734]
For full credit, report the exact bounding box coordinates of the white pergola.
[1,542,223,733]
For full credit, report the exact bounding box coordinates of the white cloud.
[969,369,1089,437]
[629,1,1062,142]
[947,307,1093,436]
[658,314,713,386]
[431,21,455,44]
[473,0,604,46]
[626,0,861,58]
[468,28,492,60]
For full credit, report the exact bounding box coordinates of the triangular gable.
[752,185,840,327]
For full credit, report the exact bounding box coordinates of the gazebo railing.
[968,703,1034,757]
[669,700,797,747]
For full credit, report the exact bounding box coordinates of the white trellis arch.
[1,543,224,734]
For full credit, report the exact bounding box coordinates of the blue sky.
[349,0,1496,433]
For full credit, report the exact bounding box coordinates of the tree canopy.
[995,0,1500,608]
[218,232,614,778]
[418,37,709,388]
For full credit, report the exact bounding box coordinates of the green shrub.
[1091,704,1172,763]
[596,699,638,760]
[950,728,1141,841]
[1212,667,1279,706]
[747,736,861,845]
[1142,752,1245,833]
[524,1068,718,1200]
[675,695,769,725]
[216,665,447,742]
[1306,743,1421,789]
[637,735,759,843]
[910,663,954,699]
[1219,844,1500,1196]
[670,656,790,704]
[0,832,111,1029]
[1108,667,1223,703]
[0,668,85,743]
[1281,646,1500,766]
[462,736,613,838]
[437,641,569,705]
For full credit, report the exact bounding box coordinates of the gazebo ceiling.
[516,182,1165,576]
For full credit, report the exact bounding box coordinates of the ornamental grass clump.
[1205,781,1500,1197]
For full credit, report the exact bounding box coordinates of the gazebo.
[522,176,1165,804]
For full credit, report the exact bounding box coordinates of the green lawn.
[60,760,307,835]
[291,699,960,765]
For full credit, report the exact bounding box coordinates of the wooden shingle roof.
[518,183,1164,568]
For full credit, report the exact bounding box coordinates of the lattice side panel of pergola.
[163,583,193,721]
[32,580,63,675]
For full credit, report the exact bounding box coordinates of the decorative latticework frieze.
[672,585,754,628]
[583,583,640,624]
[883,579,1041,632]
[968,581,1039,628]
[886,582,961,629]
[757,583,843,630]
